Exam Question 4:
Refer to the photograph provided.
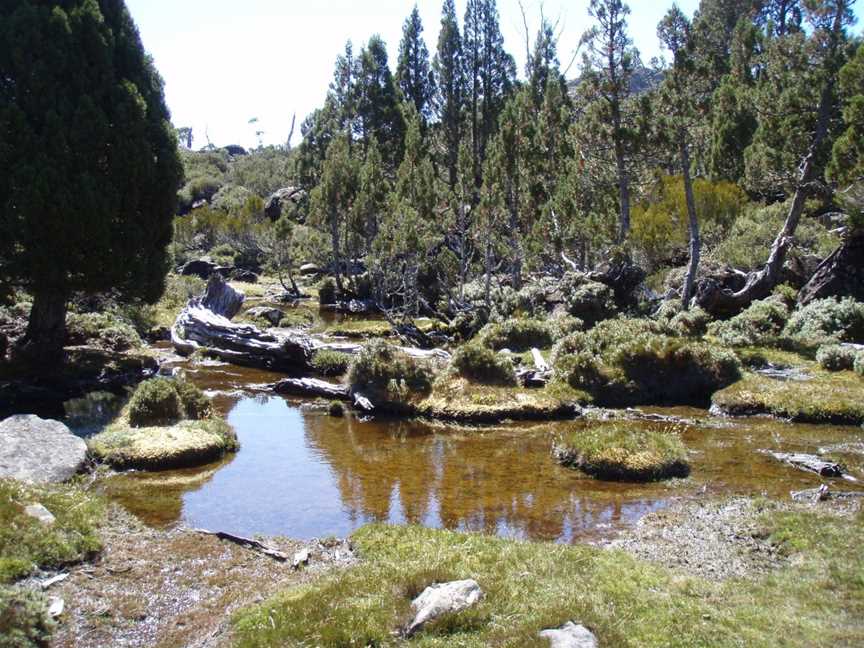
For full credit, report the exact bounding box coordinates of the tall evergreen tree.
[354,35,405,169]
[432,0,465,190]
[396,5,435,124]
[0,0,182,363]
[580,0,639,241]
[828,43,864,189]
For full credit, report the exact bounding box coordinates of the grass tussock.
[310,349,352,377]
[230,506,864,647]
[554,424,690,482]
[347,341,433,406]
[450,344,517,387]
[0,479,104,583]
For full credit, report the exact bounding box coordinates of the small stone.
[47,597,64,618]
[292,548,310,569]
[24,503,56,526]
[406,579,482,636]
[539,621,599,648]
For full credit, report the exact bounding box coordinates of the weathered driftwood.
[516,367,549,388]
[531,348,550,372]
[194,529,288,561]
[172,304,313,371]
[353,392,375,412]
[791,484,864,502]
[764,451,846,478]
[273,378,350,400]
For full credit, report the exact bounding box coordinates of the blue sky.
[124,0,860,150]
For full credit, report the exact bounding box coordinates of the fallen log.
[194,529,288,561]
[791,484,864,502]
[273,378,350,400]
[764,451,846,478]
[353,392,375,412]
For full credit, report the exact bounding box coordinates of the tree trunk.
[508,176,522,289]
[679,135,701,309]
[23,288,68,365]
[330,212,344,294]
[612,100,630,242]
[484,238,493,311]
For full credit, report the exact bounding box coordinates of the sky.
[124,0,860,150]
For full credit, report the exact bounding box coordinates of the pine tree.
[432,0,465,190]
[396,5,435,124]
[828,43,864,189]
[580,0,639,241]
[0,0,182,363]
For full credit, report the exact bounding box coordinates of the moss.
[311,349,352,377]
[476,319,553,352]
[554,424,690,482]
[231,507,864,647]
[89,415,238,471]
[712,356,864,424]
[450,344,517,386]
[0,587,55,647]
[0,480,104,583]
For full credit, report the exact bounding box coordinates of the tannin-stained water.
[92,358,864,544]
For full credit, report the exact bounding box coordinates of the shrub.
[816,344,858,371]
[311,349,352,377]
[450,344,517,386]
[174,380,211,420]
[555,424,690,481]
[65,312,142,352]
[0,587,55,647]
[127,378,183,427]
[559,273,616,325]
[209,243,238,267]
[347,341,433,401]
[476,318,552,352]
[318,277,337,305]
[708,296,790,347]
[784,297,864,346]
[655,301,713,337]
[328,401,345,417]
[553,351,604,390]
[855,352,864,377]
[548,315,584,341]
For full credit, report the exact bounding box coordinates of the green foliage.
[655,301,713,337]
[0,587,54,647]
[815,344,858,371]
[784,297,864,346]
[0,479,104,583]
[555,424,689,481]
[347,341,433,401]
[631,175,747,270]
[127,378,184,428]
[559,273,616,325]
[0,0,182,354]
[450,343,516,386]
[548,315,584,341]
[476,319,552,352]
[328,401,345,417]
[311,349,351,377]
[65,312,142,352]
[174,381,211,420]
[708,296,791,347]
[396,6,434,121]
[829,44,864,190]
[317,277,337,305]
[854,352,864,377]
[553,351,604,391]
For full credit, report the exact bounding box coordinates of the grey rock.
[200,274,245,320]
[180,258,217,280]
[299,263,321,276]
[264,187,306,221]
[246,306,285,326]
[0,415,87,483]
[406,579,482,636]
[24,503,56,525]
[539,621,599,648]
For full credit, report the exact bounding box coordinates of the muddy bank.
[30,506,353,648]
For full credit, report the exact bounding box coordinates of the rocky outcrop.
[201,275,244,319]
[180,259,218,280]
[539,622,599,648]
[405,579,482,636]
[264,187,306,221]
[0,415,87,483]
[798,229,864,305]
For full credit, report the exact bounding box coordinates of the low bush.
[476,318,553,352]
[656,301,713,337]
[553,351,604,390]
[0,587,55,647]
[174,380,211,420]
[328,401,345,417]
[318,277,337,305]
[127,378,184,427]
[555,424,690,481]
[855,352,864,377]
[311,349,352,377]
[816,344,858,371]
[708,296,790,347]
[65,312,142,352]
[548,315,584,341]
[348,341,433,402]
[784,297,864,347]
[560,273,617,325]
[450,343,517,386]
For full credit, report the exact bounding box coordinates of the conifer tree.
[396,5,435,124]
[827,43,864,189]
[433,0,465,190]
[354,35,405,169]
[0,0,182,363]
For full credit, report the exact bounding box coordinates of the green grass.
[231,506,864,647]
[712,352,864,424]
[0,479,104,583]
[554,424,690,481]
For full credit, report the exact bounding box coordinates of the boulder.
[406,579,482,636]
[24,503,56,526]
[299,263,321,276]
[0,415,87,483]
[539,621,599,648]
[223,144,247,156]
[180,258,218,280]
[264,187,306,221]
[798,229,864,305]
[230,268,259,283]
[246,306,285,326]
[201,274,244,319]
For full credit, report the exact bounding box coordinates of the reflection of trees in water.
[304,414,653,542]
